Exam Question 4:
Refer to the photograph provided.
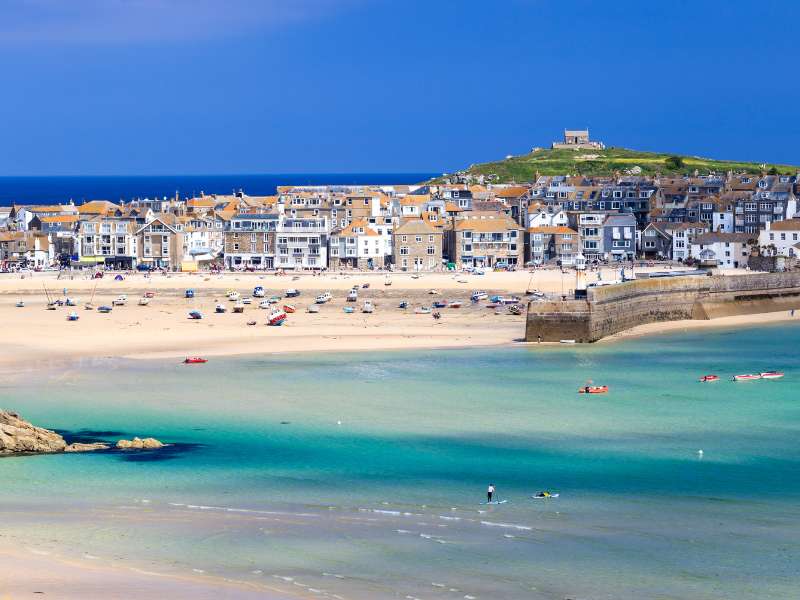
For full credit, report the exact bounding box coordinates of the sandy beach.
[0,267,793,368]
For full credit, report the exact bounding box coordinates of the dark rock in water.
[1,410,163,456]
[0,410,66,454]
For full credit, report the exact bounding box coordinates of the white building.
[329,218,392,269]
[759,219,800,256]
[275,217,328,270]
[690,232,751,268]
[670,223,709,262]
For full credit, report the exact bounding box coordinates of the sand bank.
[0,547,302,600]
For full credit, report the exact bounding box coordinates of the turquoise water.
[2,325,800,598]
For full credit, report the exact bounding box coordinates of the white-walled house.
[526,207,569,229]
[669,223,709,262]
[690,232,751,268]
[329,219,391,269]
[759,219,800,257]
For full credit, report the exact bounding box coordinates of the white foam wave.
[480,520,532,531]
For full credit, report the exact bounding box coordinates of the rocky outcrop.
[0,410,66,454]
[116,437,164,450]
[0,410,164,456]
[65,442,110,452]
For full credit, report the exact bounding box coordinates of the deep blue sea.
[0,174,437,205]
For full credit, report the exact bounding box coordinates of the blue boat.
[343,306,355,314]
[97,305,112,313]
[188,310,203,320]
[185,289,195,298]
[398,301,409,309]
[432,301,447,308]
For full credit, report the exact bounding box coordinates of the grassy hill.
[437,147,799,183]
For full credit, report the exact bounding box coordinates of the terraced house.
[223,213,278,270]
[328,218,391,269]
[392,219,442,271]
[275,217,328,270]
[135,214,184,270]
[446,213,523,268]
[526,226,580,265]
[79,215,138,269]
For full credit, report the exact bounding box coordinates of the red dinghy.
[699,375,720,382]
[183,357,208,364]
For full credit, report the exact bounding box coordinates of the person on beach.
[487,483,495,503]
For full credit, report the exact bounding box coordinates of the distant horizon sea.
[0,173,438,206]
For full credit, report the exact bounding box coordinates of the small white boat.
[112,295,127,306]
[232,301,245,313]
[215,303,227,313]
[259,300,271,309]
[138,297,150,306]
[228,291,241,302]
[471,291,488,302]
[559,339,576,344]
[428,289,439,295]
[315,292,332,304]
[384,276,392,286]
[66,311,79,322]
[307,304,320,313]
[15,300,24,308]
[733,374,761,381]
[65,297,77,307]
[285,288,301,298]
[414,306,432,314]
[362,300,374,313]
[241,297,252,305]
[447,300,462,308]
[346,289,358,302]
[760,371,784,380]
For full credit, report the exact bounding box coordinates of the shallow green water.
[2,324,799,599]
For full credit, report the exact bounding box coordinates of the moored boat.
[188,310,203,319]
[343,306,355,314]
[144,291,156,298]
[447,300,462,308]
[228,291,241,302]
[760,371,784,380]
[432,301,447,308]
[699,375,720,382]
[215,303,227,313]
[578,385,608,394]
[241,297,252,305]
[346,289,358,302]
[508,304,524,315]
[267,308,287,326]
[98,305,113,313]
[232,302,245,313]
[733,374,761,381]
[307,304,320,313]
[253,286,266,298]
[283,304,296,313]
[138,297,150,306]
[183,357,207,364]
[471,291,488,302]
[285,288,300,298]
[112,294,127,306]
[315,292,332,304]
[414,306,432,314]
[259,300,271,309]
[398,300,409,309]
[66,311,79,321]
[362,300,374,313]
[15,300,24,308]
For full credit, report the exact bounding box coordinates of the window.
[415,236,422,243]
[400,246,409,255]
[426,246,435,255]
[233,243,239,251]
[428,235,434,242]
[401,235,407,242]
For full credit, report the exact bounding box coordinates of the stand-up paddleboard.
[531,493,559,499]
[480,499,508,505]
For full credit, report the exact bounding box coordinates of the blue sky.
[0,0,798,175]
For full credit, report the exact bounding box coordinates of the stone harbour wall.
[525,272,800,343]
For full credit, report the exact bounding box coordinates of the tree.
[767,166,779,175]
[664,155,685,170]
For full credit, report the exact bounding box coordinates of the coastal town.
[2,133,799,275]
